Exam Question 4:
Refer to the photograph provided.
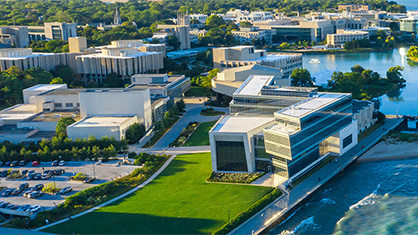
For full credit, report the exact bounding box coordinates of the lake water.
[271,158,418,235]
[303,48,418,116]
[395,0,418,11]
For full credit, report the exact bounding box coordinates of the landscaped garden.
[44,153,273,234]
[183,120,217,146]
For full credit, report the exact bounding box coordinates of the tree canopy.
[291,68,315,87]
[56,117,76,138]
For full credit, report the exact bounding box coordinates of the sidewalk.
[230,117,402,235]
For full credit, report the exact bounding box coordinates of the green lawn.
[44,153,271,234]
[183,120,217,146]
[185,86,214,97]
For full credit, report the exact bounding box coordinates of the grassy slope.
[183,120,217,146]
[44,153,271,234]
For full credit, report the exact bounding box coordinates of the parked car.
[27,173,36,180]
[60,186,73,194]
[54,169,65,175]
[19,160,26,166]
[41,173,52,180]
[17,204,31,211]
[0,170,8,177]
[11,188,22,196]
[23,188,35,197]
[83,177,95,184]
[0,161,4,167]
[51,160,59,166]
[32,161,40,167]
[28,191,43,199]
[5,204,17,209]
[58,160,66,166]
[4,161,11,166]
[34,173,41,180]
[30,205,42,212]
[28,170,35,174]
[10,161,18,167]
[0,202,10,208]
[18,183,29,190]
[2,189,12,197]
[34,184,44,191]
[42,170,50,176]
[21,170,28,176]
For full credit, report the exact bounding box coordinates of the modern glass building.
[210,75,359,180]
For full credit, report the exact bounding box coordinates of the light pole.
[92,159,96,179]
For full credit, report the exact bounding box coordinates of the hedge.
[212,188,282,235]
[207,172,266,184]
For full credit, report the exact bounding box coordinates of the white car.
[60,186,73,194]
[29,205,42,213]
[59,160,66,166]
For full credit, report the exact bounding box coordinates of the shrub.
[71,172,88,181]
[7,172,23,179]
[207,172,266,184]
[42,183,60,194]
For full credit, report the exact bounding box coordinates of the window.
[343,134,353,148]
[55,103,62,108]
[65,103,73,108]
[216,141,247,171]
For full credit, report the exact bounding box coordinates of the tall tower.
[177,11,190,26]
[114,8,122,26]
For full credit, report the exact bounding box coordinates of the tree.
[51,65,76,84]
[291,68,315,87]
[407,46,418,58]
[166,35,181,51]
[386,66,405,86]
[56,117,76,138]
[240,21,252,27]
[50,77,64,84]
[125,123,146,144]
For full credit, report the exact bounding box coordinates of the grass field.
[44,153,271,234]
[183,120,217,146]
[185,86,214,97]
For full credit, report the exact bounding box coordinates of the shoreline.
[272,47,394,55]
[358,141,418,163]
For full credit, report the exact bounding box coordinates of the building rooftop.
[39,88,86,96]
[23,84,67,92]
[234,75,274,96]
[76,51,160,59]
[70,116,135,128]
[276,93,348,118]
[353,99,372,114]
[23,110,81,123]
[0,125,34,135]
[0,104,38,121]
[211,116,274,133]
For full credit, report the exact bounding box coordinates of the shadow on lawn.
[45,211,219,234]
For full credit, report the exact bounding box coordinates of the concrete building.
[338,4,370,12]
[0,84,154,142]
[0,27,29,48]
[25,22,77,41]
[209,75,365,180]
[0,48,77,72]
[69,37,88,53]
[353,100,376,132]
[190,14,208,24]
[213,46,302,76]
[400,18,418,33]
[211,64,289,97]
[153,12,191,50]
[327,29,369,46]
[231,27,274,45]
[75,42,164,81]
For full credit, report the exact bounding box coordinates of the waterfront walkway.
[230,117,402,235]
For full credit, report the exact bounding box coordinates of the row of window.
[55,103,79,108]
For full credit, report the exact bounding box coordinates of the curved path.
[34,154,177,232]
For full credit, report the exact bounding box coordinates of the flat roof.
[0,125,33,135]
[211,116,274,133]
[276,93,348,118]
[23,111,81,123]
[70,116,135,128]
[23,84,66,92]
[39,88,86,96]
[0,104,38,121]
[234,75,274,96]
[76,51,160,59]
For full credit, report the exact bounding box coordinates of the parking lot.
[0,160,140,211]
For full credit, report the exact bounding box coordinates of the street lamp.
[92,159,96,179]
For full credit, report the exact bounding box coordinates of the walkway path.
[35,154,177,232]
[129,104,227,153]
[230,117,402,235]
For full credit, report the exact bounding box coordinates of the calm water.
[395,0,418,11]
[271,158,418,235]
[302,48,418,116]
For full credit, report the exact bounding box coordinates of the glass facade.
[343,134,353,148]
[216,141,248,171]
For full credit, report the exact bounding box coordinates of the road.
[129,104,228,153]
[230,117,402,235]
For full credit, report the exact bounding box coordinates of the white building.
[190,14,208,23]
[327,29,369,46]
[231,27,274,45]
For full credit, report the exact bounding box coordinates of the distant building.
[0,27,29,48]
[69,37,88,53]
[212,45,302,76]
[190,14,208,24]
[0,48,77,72]
[400,18,418,33]
[327,29,369,46]
[24,22,77,41]
[153,12,191,50]
[114,8,122,26]
[338,4,370,12]
[231,26,274,45]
